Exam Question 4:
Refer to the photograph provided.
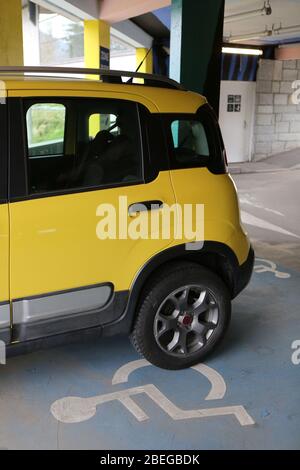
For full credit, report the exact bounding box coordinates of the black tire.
[130,262,231,370]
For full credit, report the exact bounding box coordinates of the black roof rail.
[0,66,186,91]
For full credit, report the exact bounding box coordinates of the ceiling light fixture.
[222,47,264,56]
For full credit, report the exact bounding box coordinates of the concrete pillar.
[136,48,153,74]
[0,0,24,65]
[170,0,224,113]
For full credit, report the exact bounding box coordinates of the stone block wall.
[254,59,300,160]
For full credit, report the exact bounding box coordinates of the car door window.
[89,113,119,139]
[24,98,143,194]
[170,119,210,168]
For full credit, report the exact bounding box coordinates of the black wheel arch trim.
[103,242,254,337]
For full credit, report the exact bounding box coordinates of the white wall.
[110,54,136,71]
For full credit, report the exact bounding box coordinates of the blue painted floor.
[0,260,299,450]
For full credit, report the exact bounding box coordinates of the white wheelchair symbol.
[254,258,291,279]
[51,359,255,427]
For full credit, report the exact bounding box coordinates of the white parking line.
[241,211,300,239]
[239,194,284,217]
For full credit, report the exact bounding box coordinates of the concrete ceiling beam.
[99,0,170,24]
[111,20,153,49]
[33,0,100,21]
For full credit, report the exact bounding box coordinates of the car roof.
[0,74,207,114]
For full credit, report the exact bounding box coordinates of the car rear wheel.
[130,262,231,370]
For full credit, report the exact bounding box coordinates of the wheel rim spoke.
[167,329,188,354]
[192,290,215,316]
[167,331,180,352]
[179,330,188,355]
[178,287,191,310]
[193,319,217,337]
[156,313,177,338]
[169,287,190,312]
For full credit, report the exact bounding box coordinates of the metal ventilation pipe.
[225,1,272,24]
[273,23,300,35]
[227,28,273,43]
[227,23,300,43]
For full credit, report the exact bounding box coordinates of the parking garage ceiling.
[27,0,300,47]
[224,0,300,45]
[132,0,300,47]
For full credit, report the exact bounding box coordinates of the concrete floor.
[229,147,300,175]
[0,167,299,450]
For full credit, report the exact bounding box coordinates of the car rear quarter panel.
[169,168,250,265]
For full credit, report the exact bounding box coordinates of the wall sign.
[100,46,110,70]
[227,95,241,113]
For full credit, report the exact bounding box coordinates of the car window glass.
[26,103,66,158]
[171,119,210,166]
[25,99,143,194]
[89,113,119,139]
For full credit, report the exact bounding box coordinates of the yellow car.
[0,67,254,369]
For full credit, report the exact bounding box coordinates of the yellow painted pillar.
[84,19,110,136]
[84,19,110,71]
[136,48,153,74]
[0,0,23,65]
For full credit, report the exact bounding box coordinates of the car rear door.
[7,89,176,341]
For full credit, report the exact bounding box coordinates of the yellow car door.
[8,89,176,341]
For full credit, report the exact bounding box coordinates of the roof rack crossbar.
[0,66,185,91]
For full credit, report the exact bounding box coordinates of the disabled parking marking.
[50,360,255,427]
[112,359,226,400]
[254,258,291,279]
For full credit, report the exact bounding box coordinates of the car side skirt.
[2,285,128,353]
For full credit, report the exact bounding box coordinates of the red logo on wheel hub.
[182,314,193,327]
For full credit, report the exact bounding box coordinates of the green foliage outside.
[27,104,66,146]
